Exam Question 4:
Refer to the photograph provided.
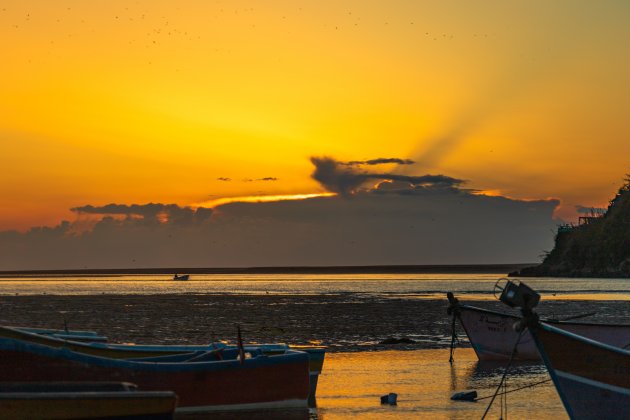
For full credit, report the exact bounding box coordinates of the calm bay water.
[316,348,565,420]
[0,273,628,300]
[0,273,626,418]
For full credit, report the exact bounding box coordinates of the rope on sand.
[480,329,524,419]
[474,378,552,401]
[446,292,461,364]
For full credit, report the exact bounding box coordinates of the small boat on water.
[0,382,177,419]
[447,292,630,361]
[0,336,311,413]
[497,280,630,419]
[173,274,189,281]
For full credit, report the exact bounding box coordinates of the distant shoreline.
[0,264,535,277]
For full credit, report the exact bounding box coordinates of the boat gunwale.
[456,303,630,328]
[0,337,310,373]
[537,321,630,357]
[0,390,177,400]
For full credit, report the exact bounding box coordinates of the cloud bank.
[71,203,213,226]
[0,166,559,270]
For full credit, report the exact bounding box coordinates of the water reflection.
[0,274,628,301]
[314,348,565,419]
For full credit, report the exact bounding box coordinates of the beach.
[1,293,628,351]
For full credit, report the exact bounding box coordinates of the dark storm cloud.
[310,156,464,195]
[0,188,559,270]
[71,203,213,225]
[310,157,366,194]
[342,158,415,166]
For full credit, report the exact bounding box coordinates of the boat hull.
[0,326,325,404]
[533,322,630,420]
[456,304,630,361]
[0,338,310,413]
[0,390,177,420]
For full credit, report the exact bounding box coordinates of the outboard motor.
[494,279,540,310]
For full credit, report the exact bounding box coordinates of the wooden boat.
[531,321,630,419]
[0,337,311,413]
[173,274,189,281]
[447,293,630,361]
[15,327,107,343]
[0,382,176,419]
[0,327,188,359]
[499,281,630,419]
[0,326,325,404]
[101,342,325,406]
[92,342,324,406]
[493,279,630,418]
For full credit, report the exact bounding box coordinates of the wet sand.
[0,293,627,351]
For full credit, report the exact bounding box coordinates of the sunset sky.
[1,1,629,268]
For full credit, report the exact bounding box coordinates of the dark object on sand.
[451,390,477,402]
[173,274,189,281]
[379,337,416,345]
[380,392,397,405]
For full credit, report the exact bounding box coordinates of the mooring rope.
[449,313,458,363]
[480,329,524,420]
[446,292,461,364]
[475,378,552,401]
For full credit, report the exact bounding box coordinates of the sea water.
[0,273,625,418]
[0,273,628,300]
[316,348,565,419]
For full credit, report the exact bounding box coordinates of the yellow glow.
[197,193,337,208]
[472,189,503,197]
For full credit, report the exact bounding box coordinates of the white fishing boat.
[447,292,630,361]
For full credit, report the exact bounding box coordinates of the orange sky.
[2,0,630,231]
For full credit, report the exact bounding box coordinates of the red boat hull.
[0,339,310,412]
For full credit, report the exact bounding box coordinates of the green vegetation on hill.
[516,175,630,278]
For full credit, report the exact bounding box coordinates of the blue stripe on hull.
[555,371,630,420]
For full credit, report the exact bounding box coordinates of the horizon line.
[0,263,536,277]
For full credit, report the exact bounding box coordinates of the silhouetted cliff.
[514,176,630,278]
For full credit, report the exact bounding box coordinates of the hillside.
[515,176,630,278]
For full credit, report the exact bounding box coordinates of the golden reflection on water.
[315,348,566,419]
